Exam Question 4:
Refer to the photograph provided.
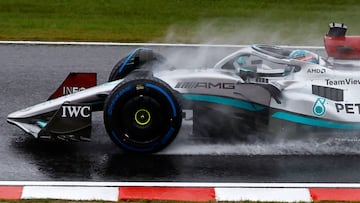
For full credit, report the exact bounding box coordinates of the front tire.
[103,77,182,153]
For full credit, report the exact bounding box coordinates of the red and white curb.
[1,182,360,202]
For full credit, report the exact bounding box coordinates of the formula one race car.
[7,23,360,153]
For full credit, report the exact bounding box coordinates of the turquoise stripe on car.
[36,121,47,128]
[272,111,360,130]
[183,94,265,111]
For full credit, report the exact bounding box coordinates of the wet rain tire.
[103,77,182,153]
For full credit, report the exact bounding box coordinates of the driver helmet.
[289,50,319,64]
[236,56,247,66]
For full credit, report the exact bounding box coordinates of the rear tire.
[103,77,182,153]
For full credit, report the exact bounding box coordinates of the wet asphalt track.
[2,43,360,183]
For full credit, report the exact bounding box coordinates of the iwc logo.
[312,98,326,117]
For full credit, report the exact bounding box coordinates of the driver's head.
[236,56,247,66]
[289,50,319,64]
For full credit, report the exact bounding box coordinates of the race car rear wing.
[324,23,360,60]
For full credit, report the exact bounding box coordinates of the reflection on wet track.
[1,44,360,182]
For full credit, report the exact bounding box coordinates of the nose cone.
[7,107,33,120]
[7,100,57,120]
[8,111,21,119]
[7,107,32,129]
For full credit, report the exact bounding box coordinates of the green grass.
[1,0,360,45]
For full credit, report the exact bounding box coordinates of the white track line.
[21,186,119,201]
[0,40,323,50]
[1,181,360,188]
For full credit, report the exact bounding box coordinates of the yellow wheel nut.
[135,109,151,126]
